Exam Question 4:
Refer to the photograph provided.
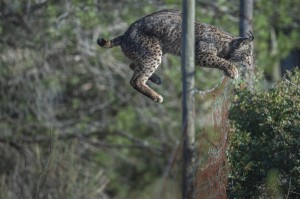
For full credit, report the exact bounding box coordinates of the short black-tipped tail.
[97,38,111,48]
[97,35,123,48]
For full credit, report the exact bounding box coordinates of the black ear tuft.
[232,31,254,48]
[232,38,248,48]
[233,33,254,48]
[247,31,254,41]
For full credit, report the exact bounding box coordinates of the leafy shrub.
[227,68,300,198]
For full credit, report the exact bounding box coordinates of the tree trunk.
[181,0,196,199]
[239,0,254,85]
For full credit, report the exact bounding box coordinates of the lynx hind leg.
[129,63,163,85]
[130,71,163,103]
[124,37,163,102]
[130,58,163,102]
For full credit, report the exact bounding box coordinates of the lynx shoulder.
[97,9,254,103]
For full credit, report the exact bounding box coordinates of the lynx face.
[227,34,254,68]
[229,43,253,68]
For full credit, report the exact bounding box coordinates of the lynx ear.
[232,38,252,48]
[232,32,254,48]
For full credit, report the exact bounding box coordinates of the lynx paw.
[224,66,239,79]
[152,94,163,103]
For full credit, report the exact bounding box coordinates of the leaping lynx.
[97,9,254,103]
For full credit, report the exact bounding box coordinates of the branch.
[116,131,162,154]
[0,0,49,33]
[284,77,300,91]
[193,75,229,98]
[0,130,162,155]
[86,139,161,155]
[28,0,49,14]
[0,0,48,18]
[0,138,23,152]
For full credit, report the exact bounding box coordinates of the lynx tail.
[97,35,123,48]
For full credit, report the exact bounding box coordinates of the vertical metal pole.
[239,0,254,85]
[181,0,195,198]
[239,0,253,37]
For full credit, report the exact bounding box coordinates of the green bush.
[227,68,300,198]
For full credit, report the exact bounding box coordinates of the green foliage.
[228,68,300,198]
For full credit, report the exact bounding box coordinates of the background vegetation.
[228,69,300,198]
[0,0,299,198]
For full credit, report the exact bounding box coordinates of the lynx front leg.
[196,53,239,79]
[130,72,163,103]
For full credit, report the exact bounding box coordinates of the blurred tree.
[181,0,196,198]
[239,0,254,86]
[253,0,300,81]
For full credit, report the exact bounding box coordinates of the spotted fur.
[97,9,253,103]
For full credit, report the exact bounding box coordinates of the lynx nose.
[242,56,252,68]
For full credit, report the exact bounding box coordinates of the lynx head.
[227,32,254,68]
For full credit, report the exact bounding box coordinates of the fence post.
[239,0,254,85]
[181,0,196,198]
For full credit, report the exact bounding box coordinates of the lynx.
[97,9,254,103]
